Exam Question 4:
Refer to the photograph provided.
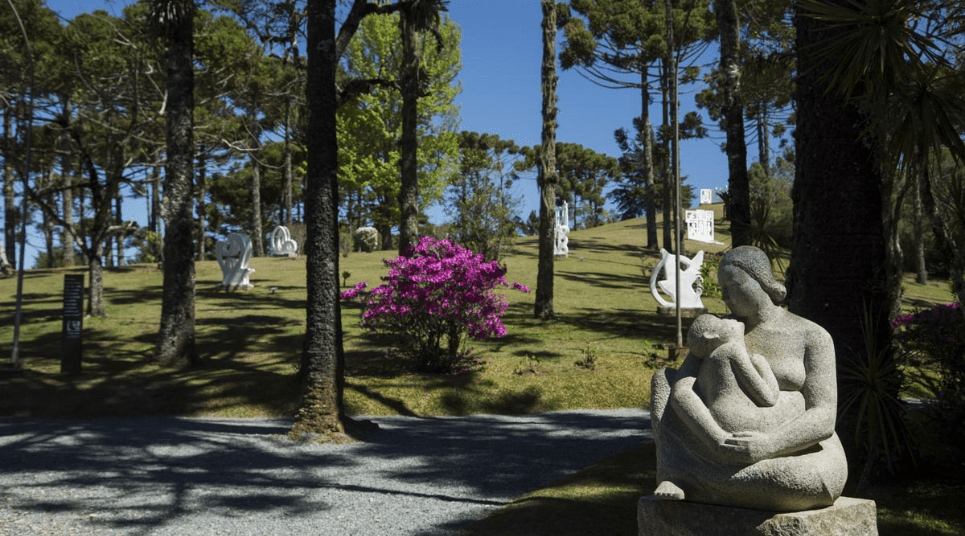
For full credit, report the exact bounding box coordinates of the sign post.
[61,274,84,374]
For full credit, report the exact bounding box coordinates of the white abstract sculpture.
[700,189,713,205]
[649,248,705,310]
[554,201,570,257]
[268,225,298,257]
[685,210,717,244]
[216,233,255,290]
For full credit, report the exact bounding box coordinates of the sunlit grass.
[0,208,952,420]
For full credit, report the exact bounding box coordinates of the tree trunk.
[87,250,106,317]
[60,136,75,267]
[197,146,207,260]
[659,63,673,251]
[759,101,770,175]
[397,11,420,256]
[535,0,558,320]
[3,110,16,270]
[641,68,658,250]
[250,151,265,256]
[115,193,124,265]
[717,0,750,247]
[155,5,197,368]
[150,163,161,235]
[291,0,348,440]
[791,2,891,366]
[284,100,294,226]
[913,171,927,284]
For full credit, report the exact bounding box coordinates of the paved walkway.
[0,409,651,535]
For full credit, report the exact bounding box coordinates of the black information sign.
[62,274,84,374]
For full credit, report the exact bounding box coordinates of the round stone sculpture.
[650,245,848,512]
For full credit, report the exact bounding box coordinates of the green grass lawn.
[1,208,961,535]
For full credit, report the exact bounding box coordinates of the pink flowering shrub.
[341,237,529,373]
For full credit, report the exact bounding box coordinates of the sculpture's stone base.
[656,306,707,317]
[638,496,877,536]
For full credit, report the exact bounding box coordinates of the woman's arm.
[725,344,779,407]
[724,325,838,462]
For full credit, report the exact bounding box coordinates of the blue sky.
[31,0,743,263]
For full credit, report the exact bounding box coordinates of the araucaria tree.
[535,0,558,320]
[290,0,345,440]
[151,0,198,367]
[397,0,449,255]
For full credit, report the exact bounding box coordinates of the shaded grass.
[463,443,657,536]
[461,440,965,536]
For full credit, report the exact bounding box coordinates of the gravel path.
[0,409,651,536]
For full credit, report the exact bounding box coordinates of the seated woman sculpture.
[650,246,848,512]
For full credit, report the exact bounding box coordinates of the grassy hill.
[0,207,954,418]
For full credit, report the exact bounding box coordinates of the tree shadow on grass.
[558,307,689,346]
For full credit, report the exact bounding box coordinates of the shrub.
[893,302,965,402]
[893,302,965,452]
[342,237,529,373]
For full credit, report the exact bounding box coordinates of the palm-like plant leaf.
[798,0,948,101]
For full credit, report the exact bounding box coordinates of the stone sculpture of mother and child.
[651,245,849,512]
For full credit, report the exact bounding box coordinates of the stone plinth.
[638,496,877,536]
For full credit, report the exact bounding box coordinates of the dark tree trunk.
[717,0,750,247]
[155,5,197,367]
[60,134,75,267]
[197,146,207,260]
[150,163,160,234]
[659,63,673,251]
[791,3,891,365]
[641,68,658,250]
[535,0,557,320]
[3,110,16,270]
[87,251,105,317]
[115,193,124,265]
[398,12,420,256]
[284,100,294,226]
[290,0,348,439]
[913,172,927,284]
[250,151,265,256]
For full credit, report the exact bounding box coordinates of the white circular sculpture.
[355,226,378,252]
[268,225,299,257]
[649,248,705,310]
[216,232,255,290]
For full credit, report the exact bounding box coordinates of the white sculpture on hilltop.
[700,188,713,205]
[650,248,705,310]
[554,201,570,257]
[685,210,717,244]
[216,233,255,290]
[268,225,298,257]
